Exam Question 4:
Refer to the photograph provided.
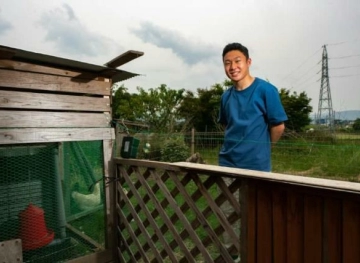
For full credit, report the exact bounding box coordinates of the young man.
[218,42,288,171]
[218,43,287,260]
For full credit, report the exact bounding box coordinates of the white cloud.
[38,4,123,60]
[0,0,359,111]
[130,21,219,65]
[0,17,12,35]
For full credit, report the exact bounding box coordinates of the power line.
[326,38,360,46]
[290,60,321,85]
[280,47,322,82]
[330,65,360,70]
[331,73,360,78]
[330,54,360,59]
[294,74,319,90]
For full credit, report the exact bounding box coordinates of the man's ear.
[247,58,252,66]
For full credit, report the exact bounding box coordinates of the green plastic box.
[120,136,140,158]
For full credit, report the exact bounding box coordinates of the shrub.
[161,136,190,162]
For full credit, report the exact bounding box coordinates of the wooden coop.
[0,45,143,263]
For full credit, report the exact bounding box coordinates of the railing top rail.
[113,158,181,171]
[172,162,360,194]
[114,158,360,193]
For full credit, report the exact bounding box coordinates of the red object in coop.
[19,203,55,251]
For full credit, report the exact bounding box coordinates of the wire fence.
[116,129,360,182]
[0,141,106,263]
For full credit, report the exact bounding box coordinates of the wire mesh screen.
[0,141,106,262]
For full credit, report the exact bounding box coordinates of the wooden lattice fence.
[114,158,360,263]
[114,159,241,263]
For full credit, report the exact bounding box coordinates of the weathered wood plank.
[256,184,272,263]
[272,189,287,263]
[113,158,181,171]
[0,59,104,80]
[103,139,115,255]
[0,90,110,111]
[304,195,323,262]
[0,239,22,263]
[66,249,113,263]
[240,179,249,263]
[342,200,360,262]
[0,68,110,95]
[245,180,257,263]
[0,128,114,144]
[286,192,304,263]
[0,110,111,128]
[66,223,104,250]
[323,198,342,263]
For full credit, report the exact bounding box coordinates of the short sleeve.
[265,85,288,125]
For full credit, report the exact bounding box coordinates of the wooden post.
[191,128,195,155]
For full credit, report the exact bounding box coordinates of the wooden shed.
[0,45,143,263]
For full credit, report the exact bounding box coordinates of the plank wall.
[241,179,360,263]
[0,59,114,144]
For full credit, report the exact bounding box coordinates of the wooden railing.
[114,158,360,263]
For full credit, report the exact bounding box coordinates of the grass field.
[197,136,360,182]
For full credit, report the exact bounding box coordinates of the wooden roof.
[0,45,143,82]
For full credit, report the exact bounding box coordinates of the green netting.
[0,141,106,262]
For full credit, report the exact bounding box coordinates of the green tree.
[136,84,185,132]
[178,80,230,131]
[111,85,141,121]
[279,88,312,132]
[353,118,360,131]
[112,84,185,132]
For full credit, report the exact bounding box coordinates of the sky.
[1,0,360,114]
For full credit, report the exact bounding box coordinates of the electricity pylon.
[317,45,335,132]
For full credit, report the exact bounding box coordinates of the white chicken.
[72,182,101,211]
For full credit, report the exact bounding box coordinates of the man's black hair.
[222,43,249,59]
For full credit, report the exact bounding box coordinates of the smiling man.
[218,43,288,259]
[218,42,288,172]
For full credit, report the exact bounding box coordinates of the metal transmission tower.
[317,45,335,131]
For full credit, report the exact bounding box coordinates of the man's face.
[223,50,251,83]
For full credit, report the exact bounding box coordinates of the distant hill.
[334,110,360,121]
[310,110,360,121]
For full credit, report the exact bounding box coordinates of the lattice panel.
[116,162,241,263]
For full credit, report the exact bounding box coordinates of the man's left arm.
[270,122,285,143]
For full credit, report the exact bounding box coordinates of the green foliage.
[112,84,185,132]
[112,84,135,120]
[112,81,313,134]
[279,88,312,132]
[353,118,360,131]
[178,80,228,132]
[160,136,190,162]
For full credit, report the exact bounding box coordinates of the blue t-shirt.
[218,78,288,171]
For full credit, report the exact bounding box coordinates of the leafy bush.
[161,136,190,162]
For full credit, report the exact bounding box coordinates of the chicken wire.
[0,141,106,262]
